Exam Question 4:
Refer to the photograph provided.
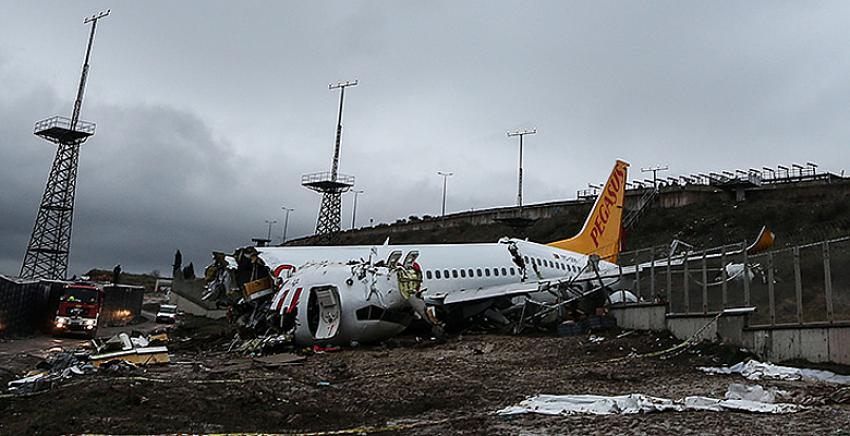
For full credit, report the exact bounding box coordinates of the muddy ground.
[2,316,850,435]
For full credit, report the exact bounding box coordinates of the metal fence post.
[721,245,728,309]
[650,248,656,297]
[618,260,624,299]
[666,250,672,304]
[634,249,641,300]
[742,240,750,307]
[683,254,690,313]
[768,252,776,326]
[824,241,834,323]
[702,250,708,314]
[794,247,803,324]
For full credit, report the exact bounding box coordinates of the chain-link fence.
[618,237,850,326]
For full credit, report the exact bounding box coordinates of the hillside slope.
[290,180,850,252]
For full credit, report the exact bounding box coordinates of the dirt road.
[2,318,849,435]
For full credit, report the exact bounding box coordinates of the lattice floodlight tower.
[302,80,357,244]
[20,10,110,280]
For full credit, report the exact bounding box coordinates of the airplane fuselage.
[258,238,619,298]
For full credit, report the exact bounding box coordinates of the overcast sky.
[2,1,850,276]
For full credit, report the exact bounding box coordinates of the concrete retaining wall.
[609,303,850,365]
[608,303,667,331]
[744,326,842,364]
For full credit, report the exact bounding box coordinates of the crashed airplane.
[203,160,636,346]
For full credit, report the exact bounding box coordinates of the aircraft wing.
[433,267,621,306]
[438,282,542,305]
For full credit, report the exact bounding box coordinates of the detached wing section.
[439,282,542,305]
[433,269,618,307]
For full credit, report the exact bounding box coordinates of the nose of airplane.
[272,262,414,346]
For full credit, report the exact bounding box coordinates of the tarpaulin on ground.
[497,385,801,416]
[699,359,850,385]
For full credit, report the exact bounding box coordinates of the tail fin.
[548,160,630,263]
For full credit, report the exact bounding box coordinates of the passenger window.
[509,267,515,275]
[476,268,483,277]
[444,269,450,278]
[468,268,474,277]
[485,268,490,277]
[460,269,466,278]
[426,270,432,279]
[501,267,507,276]
[435,270,441,279]
[524,256,529,263]
[452,270,458,278]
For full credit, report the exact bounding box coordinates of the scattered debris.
[497,385,803,416]
[232,334,293,356]
[90,332,170,367]
[699,359,850,385]
[616,330,635,339]
[6,331,171,395]
[7,350,95,395]
[588,335,605,344]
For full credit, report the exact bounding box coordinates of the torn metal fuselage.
[204,247,415,346]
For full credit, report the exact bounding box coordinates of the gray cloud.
[2,1,850,276]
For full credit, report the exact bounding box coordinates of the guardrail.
[33,116,96,135]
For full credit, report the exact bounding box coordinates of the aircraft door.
[307,286,342,340]
[402,250,419,268]
[386,250,403,268]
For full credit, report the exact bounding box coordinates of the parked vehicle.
[155,304,178,324]
[52,283,103,338]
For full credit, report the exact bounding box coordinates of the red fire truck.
[52,283,103,338]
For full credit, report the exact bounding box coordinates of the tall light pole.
[641,165,669,191]
[507,129,536,208]
[280,207,294,243]
[350,190,364,229]
[264,219,278,241]
[437,171,453,217]
[302,80,358,243]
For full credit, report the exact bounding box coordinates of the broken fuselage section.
[203,247,418,347]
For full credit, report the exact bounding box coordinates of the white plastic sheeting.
[497,387,801,416]
[699,360,850,385]
[725,383,787,403]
